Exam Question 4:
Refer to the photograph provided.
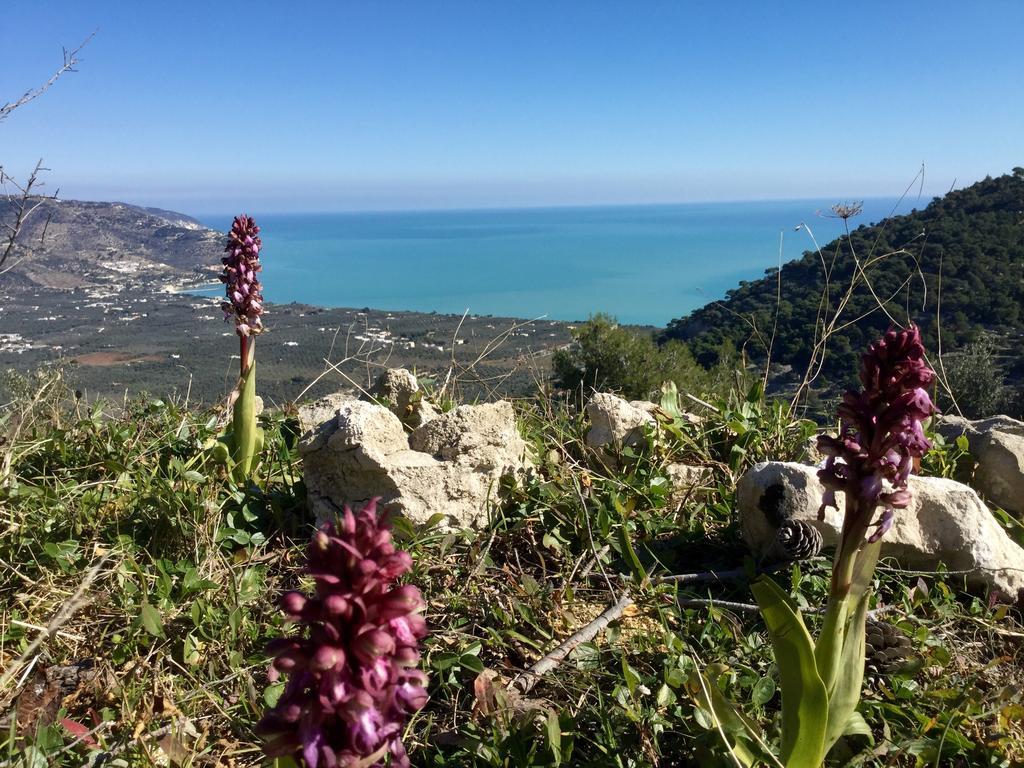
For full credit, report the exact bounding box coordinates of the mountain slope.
[662,169,1024,385]
[0,198,220,291]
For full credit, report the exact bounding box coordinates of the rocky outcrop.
[367,368,439,429]
[584,393,657,453]
[299,393,531,529]
[584,392,710,497]
[738,461,1024,598]
[936,415,1024,516]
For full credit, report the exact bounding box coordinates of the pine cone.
[865,619,915,677]
[774,519,823,561]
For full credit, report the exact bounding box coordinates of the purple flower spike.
[220,215,265,340]
[818,325,937,542]
[258,500,429,768]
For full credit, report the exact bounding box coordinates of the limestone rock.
[936,415,1024,515]
[801,435,826,467]
[367,368,439,429]
[410,401,524,463]
[738,461,1024,598]
[299,394,531,530]
[585,393,656,452]
[665,463,712,500]
[324,399,409,457]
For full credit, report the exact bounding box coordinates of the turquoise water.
[199,198,911,327]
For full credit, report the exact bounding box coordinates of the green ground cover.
[1,371,1022,767]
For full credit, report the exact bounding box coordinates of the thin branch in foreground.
[508,573,898,697]
[0,159,57,275]
[0,32,96,122]
[510,592,634,695]
[0,553,110,694]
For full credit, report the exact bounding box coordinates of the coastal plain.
[0,200,573,405]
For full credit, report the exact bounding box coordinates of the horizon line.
[179,192,930,220]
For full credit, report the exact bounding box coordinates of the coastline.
[195,197,909,327]
[0,278,577,406]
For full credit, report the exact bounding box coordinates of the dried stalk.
[510,592,634,695]
[0,33,94,122]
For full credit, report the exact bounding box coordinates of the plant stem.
[816,498,867,694]
[240,335,251,376]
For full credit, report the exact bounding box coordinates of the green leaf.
[685,668,768,768]
[183,632,201,666]
[822,567,875,754]
[621,658,642,696]
[546,709,562,765]
[542,532,562,551]
[750,576,828,768]
[140,602,163,636]
[693,705,714,730]
[656,683,675,707]
[618,526,646,586]
[236,567,262,605]
[263,681,286,708]
[849,538,882,599]
[659,380,684,420]
[422,512,448,530]
[842,711,874,742]
[751,675,776,707]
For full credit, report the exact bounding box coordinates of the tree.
[552,313,711,400]
[940,334,1011,418]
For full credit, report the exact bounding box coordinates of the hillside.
[0,198,221,291]
[662,169,1024,388]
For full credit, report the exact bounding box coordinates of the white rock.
[367,368,439,428]
[585,393,656,451]
[299,395,531,529]
[936,415,1024,516]
[665,463,712,502]
[738,461,1024,598]
[410,401,523,461]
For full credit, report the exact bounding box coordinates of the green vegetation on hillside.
[552,313,740,401]
[3,372,1022,766]
[662,170,1024,403]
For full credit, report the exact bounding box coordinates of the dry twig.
[510,591,634,695]
[0,33,95,122]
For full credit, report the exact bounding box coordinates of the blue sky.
[2,1,1022,213]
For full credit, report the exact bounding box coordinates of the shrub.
[552,314,710,400]
[940,334,1009,418]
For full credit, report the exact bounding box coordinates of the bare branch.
[0,31,95,122]
[510,591,634,694]
[0,159,57,276]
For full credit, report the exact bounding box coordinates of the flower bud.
[379,585,424,620]
[311,645,344,671]
[258,499,428,765]
[354,629,396,662]
[280,591,307,616]
[322,593,349,615]
[221,215,265,339]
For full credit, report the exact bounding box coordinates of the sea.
[197,197,916,327]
